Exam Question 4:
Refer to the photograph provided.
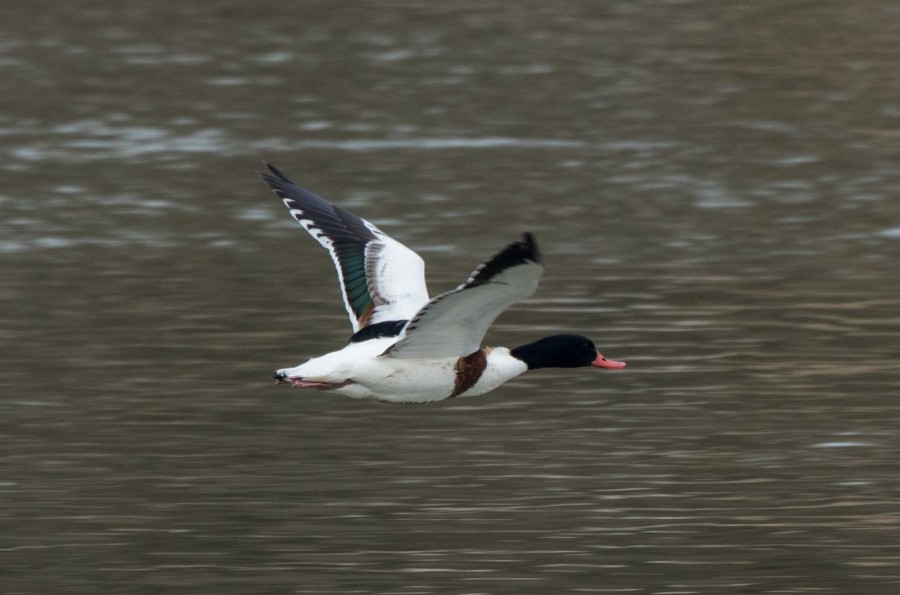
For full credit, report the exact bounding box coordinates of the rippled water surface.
[2,2,899,593]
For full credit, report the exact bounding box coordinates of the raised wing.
[384,233,543,359]
[260,163,429,332]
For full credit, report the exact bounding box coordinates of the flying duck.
[260,164,625,403]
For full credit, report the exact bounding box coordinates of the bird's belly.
[361,359,458,403]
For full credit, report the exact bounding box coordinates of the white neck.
[461,347,528,397]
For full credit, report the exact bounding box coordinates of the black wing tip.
[520,232,541,264]
[257,162,296,193]
[463,233,542,288]
[260,162,290,181]
[491,233,543,270]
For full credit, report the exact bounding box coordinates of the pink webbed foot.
[274,374,355,391]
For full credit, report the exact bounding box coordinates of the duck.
[260,163,625,404]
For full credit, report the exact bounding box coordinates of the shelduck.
[260,164,625,403]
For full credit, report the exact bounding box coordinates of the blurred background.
[2,1,898,593]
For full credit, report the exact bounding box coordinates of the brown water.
[2,2,899,593]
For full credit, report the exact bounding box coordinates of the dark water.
[3,2,900,593]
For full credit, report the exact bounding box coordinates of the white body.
[278,342,529,404]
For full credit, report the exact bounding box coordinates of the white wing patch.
[364,237,429,325]
[261,163,430,332]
